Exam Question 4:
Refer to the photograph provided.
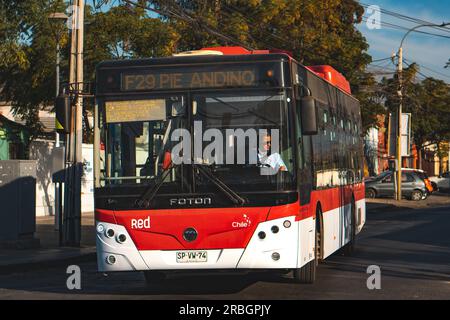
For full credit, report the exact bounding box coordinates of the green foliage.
[150,0,371,85]
[149,0,379,130]
[84,5,179,82]
[381,63,450,152]
[0,0,67,139]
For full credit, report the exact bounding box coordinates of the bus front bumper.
[95,216,315,272]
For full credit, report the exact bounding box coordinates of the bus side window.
[295,104,304,169]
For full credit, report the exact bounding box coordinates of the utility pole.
[48,12,68,232]
[395,21,450,201]
[396,47,403,200]
[64,0,84,246]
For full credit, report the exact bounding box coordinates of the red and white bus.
[93,47,365,284]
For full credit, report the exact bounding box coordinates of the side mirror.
[55,94,71,134]
[300,96,318,135]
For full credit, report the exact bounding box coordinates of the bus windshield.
[101,91,295,193]
[192,91,294,192]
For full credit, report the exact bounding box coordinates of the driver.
[257,133,287,172]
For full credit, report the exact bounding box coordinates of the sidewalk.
[367,192,450,212]
[0,212,96,274]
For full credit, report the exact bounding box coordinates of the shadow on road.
[133,271,292,296]
[319,204,450,283]
[0,266,294,297]
[368,206,450,248]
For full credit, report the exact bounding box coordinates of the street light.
[395,22,450,201]
[48,12,68,99]
[48,12,68,235]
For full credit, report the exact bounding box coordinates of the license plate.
[176,251,208,263]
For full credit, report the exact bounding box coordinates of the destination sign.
[105,99,166,123]
[121,69,258,91]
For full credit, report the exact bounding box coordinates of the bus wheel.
[293,209,320,284]
[342,199,356,256]
[143,271,166,285]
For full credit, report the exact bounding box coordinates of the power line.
[122,0,394,80]
[403,60,431,80]
[371,57,393,63]
[360,16,450,40]
[218,2,335,62]
[404,58,450,81]
[122,0,255,50]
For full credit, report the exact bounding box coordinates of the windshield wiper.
[136,165,173,208]
[136,163,247,207]
[194,164,247,206]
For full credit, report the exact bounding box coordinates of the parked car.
[365,171,428,201]
[401,168,434,197]
[430,172,450,191]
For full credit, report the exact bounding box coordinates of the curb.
[0,249,97,275]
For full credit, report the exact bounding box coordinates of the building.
[364,114,389,176]
[0,114,30,160]
[421,142,449,177]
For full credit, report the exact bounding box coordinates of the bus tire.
[143,271,166,285]
[342,198,356,256]
[293,208,320,284]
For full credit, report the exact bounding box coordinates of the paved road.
[0,203,449,300]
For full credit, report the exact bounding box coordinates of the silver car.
[365,171,428,201]
[429,172,450,192]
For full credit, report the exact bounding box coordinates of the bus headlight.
[283,220,291,228]
[96,224,105,234]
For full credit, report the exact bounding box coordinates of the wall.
[29,140,94,216]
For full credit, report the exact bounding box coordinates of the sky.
[85,0,450,83]
[357,0,450,82]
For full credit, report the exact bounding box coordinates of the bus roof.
[96,52,291,70]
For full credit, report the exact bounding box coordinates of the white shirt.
[258,151,287,172]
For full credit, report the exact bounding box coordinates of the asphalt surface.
[0,201,449,300]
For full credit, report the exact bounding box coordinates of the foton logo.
[170,197,212,206]
[232,214,252,228]
[131,217,151,229]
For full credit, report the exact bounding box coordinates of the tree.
[82,4,179,140]
[0,0,67,148]
[148,0,379,129]
[0,1,179,144]
[381,63,450,171]
[412,77,450,174]
[149,0,371,81]
[0,0,387,146]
